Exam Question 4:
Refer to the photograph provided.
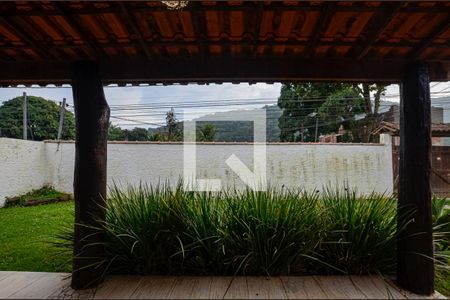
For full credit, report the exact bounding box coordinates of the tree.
[278,83,357,142]
[124,127,149,141]
[317,87,365,135]
[197,123,216,142]
[0,95,75,140]
[165,108,182,141]
[108,123,125,141]
[277,83,387,142]
[151,132,165,141]
[352,84,387,142]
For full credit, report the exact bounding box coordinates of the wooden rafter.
[357,2,403,60]
[252,2,264,59]
[0,16,51,59]
[0,1,448,85]
[411,15,450,59]
[118,2,151,60]
[52,2,101,59]
[190,2,207,57]
[1,58,448,86]
[0,4,447,17]
[2,39,447,52]
[304,2,335,58]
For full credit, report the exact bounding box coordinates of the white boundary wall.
[0,136,393,207]
[0,138,52,205]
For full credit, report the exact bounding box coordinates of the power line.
[110,116,165,127]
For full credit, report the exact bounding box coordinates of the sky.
[0,82,449,128]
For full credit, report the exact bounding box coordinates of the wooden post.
[397,62,434,295]
[71,61,110,290]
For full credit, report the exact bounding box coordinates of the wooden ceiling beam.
[411,15,450,59]
[0,58,448,86]
[252,2,264,59]
[117,2,151,60]
[52,2,102,59]
[1,4,447,17]
[0,16,51,60]
[357,2,403,60]
[190,2,208,57]
[304,3,335,58]
[3,40,446,51]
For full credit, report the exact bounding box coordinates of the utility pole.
[315,117,319,142]
[57,98,67,140]
[300,123,304,142]
[22,92,27,140]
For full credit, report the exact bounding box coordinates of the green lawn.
[0,202,73,272]
[0,202,448,297]
[437,264,450,297]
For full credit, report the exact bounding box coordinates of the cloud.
[0,83,281,128]
[2,81,448,129]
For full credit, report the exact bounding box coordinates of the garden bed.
[0,185,448,296]
[5,187,72,207]
[57,184,450,285]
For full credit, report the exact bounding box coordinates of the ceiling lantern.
[161,1,189,10]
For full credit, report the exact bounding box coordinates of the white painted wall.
[0,136,393,207]
[0,138,52,205]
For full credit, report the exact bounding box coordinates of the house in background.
[373,122,450,198]
[372,122,450,146]
[319,102,447,144]
[374,104,446,145]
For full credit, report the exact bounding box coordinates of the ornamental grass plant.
[58,182,450,280]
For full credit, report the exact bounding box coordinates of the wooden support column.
[397,62,434,295]
[71,61,110,290]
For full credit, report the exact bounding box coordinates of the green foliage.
[197,123,216,142]
[124,127,150,141]
[148,105,282,142]
[5,186,66,207]
[316,190,401,274]
[56,183,450,279]
[433,197,450,251]
[166,108,182,141]
[0,202,73,272]
[87,184,328,276]
[151,132,165,141]
[436,254,450,297]
[278,83,357,142]
[0,191,448,296]
[108,123,126,141]
[318,87,365,135]
[277,83,388,142]
[197,105,282,142]
[222,188,323,275]
[0,96,75,140]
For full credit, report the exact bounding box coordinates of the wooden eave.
[0,1,449,85]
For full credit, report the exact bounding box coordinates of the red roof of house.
[373,121,450,137]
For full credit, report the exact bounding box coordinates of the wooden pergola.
[1,1,449,295]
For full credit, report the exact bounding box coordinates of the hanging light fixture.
[161,1,189,10]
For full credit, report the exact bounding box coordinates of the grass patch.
[436,258,450,297]
[0,201,73,272]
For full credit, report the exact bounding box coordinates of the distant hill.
[195,105,282,142]
[149,105,282,142]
